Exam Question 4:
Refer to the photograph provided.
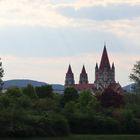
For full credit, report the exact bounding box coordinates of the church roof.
[74,84,96,91]
[67,64,73,74]
[99,46,111,69]
[81,65,87,74]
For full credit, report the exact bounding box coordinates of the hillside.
[3,79,64,93]
[123,84,134,93]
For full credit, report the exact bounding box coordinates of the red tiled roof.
[74,84,96,91]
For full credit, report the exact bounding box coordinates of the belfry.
[94,45,116,91]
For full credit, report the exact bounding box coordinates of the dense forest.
[0,61,139,137]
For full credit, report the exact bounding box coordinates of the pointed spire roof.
[99,45,110,69]
[81,65,86,74]
[96,63,98,69]
[112,62,115,69]
[67,64,73,74]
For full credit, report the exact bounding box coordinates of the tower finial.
[112,62,115,69]
[96,62,98,69]
[104,41,106,47]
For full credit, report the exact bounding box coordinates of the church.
[65,45,122,93]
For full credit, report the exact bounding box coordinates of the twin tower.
[65,46,116,91]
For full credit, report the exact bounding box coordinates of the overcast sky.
[0,0,140,86]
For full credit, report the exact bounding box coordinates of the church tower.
[79,65,89,84]
[94,45,116,90]
[65,65,75,87]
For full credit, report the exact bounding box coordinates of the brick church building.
[65,45,122,93]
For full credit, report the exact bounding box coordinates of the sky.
[0,0,140,86]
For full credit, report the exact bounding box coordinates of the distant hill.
[123,84,134,93]
[3,79,64,94]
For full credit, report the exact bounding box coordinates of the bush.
[36,85,53,98]
[62,87,79,106]
[69,115,120,134]
[98,88,124,108]
[6,87,22,98]
[32,113,70,136]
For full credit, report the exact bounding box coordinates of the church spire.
[99,45,110,69]
[81,65,86,74]
[112,62,115,70]
[65,64,75,86]
[79,65,88,84]
[95,63,98,70]
[67,64,73,74]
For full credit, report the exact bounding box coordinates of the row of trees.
[0,59,139,137]
[0,84,140,137]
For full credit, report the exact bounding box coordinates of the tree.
[98,88,124,108]
[6,87,22,98]
[35,85,53,98]
[77,91,99,114]
[130,61,140,93]
[22,84,37,99]
[0,58,4,91]
[62,87,79,105]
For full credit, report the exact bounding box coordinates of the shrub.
[33,113,70,136]
[62,87,79,106]
[36,85,53,98]
[69,115,120,134]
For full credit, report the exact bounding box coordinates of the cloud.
[0,0,139,38]
[57,4,140,20]
[0,0,73,27]
[74,0,140,9]
[0,0,139,28]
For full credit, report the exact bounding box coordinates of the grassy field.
[1,135,140,140]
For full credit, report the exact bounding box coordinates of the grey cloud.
[57,4,140,20]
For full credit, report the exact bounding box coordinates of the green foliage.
[29,113,70,137]
[62,87,79,105]
[77,91,100,114]
[33,98,60,113]
[64,101,78,118]
[0,59,4,90]
[2,84,140,137]
[36,85,53,98]
[6,87,22,97]
[0,86,70,137]
[130,61,140,93]
[78,91,93,106]
[98,88,124,108]
[69,115,120,134]
[22,84,37,99]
